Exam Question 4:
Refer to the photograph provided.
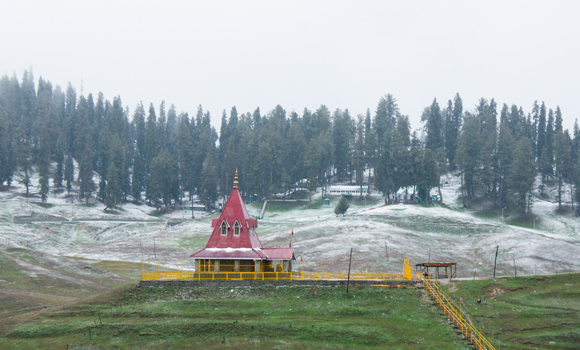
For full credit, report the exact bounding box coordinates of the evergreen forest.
[1,70,578,218]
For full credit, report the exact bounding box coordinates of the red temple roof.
[190,176,294,261]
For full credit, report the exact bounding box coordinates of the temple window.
[221,222,227,236]
[234,222,240,236]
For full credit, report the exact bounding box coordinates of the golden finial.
[233,168,239,188]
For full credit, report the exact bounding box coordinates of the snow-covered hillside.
[1,170,579,279]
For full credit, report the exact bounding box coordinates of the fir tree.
[0,108,12,185]
[37,127,51,204]
[509,138,536,217]
[200,153,218,210]
[145,103,158,170]
[353,116,366,197]
[424,98,444,152]
[497,121,514,209]
[16,124,32,194]
[64,154,74,194]
[131,147,145,202]
[78,142,95,205]
[104,162,120,210]
[334,196,350,216]
[456,115,481,205]
[554,131,570,210]
[53,133,65,190]
[332,109,354,178]
[304,139,320,203]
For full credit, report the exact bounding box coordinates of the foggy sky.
[2,1,579,131]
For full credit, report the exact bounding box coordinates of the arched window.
[221,221,227,236]
[234,222,240,236]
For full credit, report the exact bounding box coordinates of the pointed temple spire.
[190,174,295,271]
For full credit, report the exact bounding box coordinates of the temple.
[190,170,295,273]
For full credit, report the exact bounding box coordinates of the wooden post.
[154,238,156,258]
[346,248,353,295]
[493,245,498,279]
[513,259,517,276]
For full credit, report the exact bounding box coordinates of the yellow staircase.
[423,277,498,350]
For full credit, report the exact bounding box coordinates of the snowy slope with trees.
[1,70,579,279]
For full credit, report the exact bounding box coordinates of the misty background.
[2,1,579,130]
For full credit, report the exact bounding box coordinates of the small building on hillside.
[328,185,368,196]
[190,170,295,273]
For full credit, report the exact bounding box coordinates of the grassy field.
[443,273,580,349]
[1,284,468,350]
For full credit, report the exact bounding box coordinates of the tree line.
[0,70,578,218]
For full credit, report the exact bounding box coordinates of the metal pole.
[346,248,353,294]
[154,237,156,258]
[513,259,517,276]
[493,245,498,279]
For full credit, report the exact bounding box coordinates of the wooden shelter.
[415,263,457,279]
[190,170,295,273]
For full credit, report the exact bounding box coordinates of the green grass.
[507,216,541,229]
[1,285,468,349]
[444,273,580,349]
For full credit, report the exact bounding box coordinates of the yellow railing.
[142,259,414,282]
[141,271,410,281]
[423,277,498,350]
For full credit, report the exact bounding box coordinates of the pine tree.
[353,116,366,197]
[16,124,32,194]
[304,139,320,203]
[200,153,218,210]
[456,115,481,205]
[332,109,354,178]
[374,95,399,151]
[64,154,74,194]
[131,147,145,202]
[424,98,444,152]
[78,142,95,205]
[536,101,547,161]
[0,108,12,186]
[509,138,536,217]
[363,108,377,190]
[334,196,350,216]
[175,115,194,200]
[53,133,65,190]
[37,127,51,204]
[554,131,570,210]
[444,99,457,168]
[285,122,307,190]
[133,102,146,162]
[145,103,158,171]
[64,83,77,156]
[554,106,563,133]
[147,149,179,210]
[157,101,167,150]
[104,162,120,210]
[497,120,514,209]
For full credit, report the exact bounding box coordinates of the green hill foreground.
[1,246,579,349]
[1,284,465,350]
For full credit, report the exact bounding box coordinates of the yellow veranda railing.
[142,271,409,281]
[142,259,414,282]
